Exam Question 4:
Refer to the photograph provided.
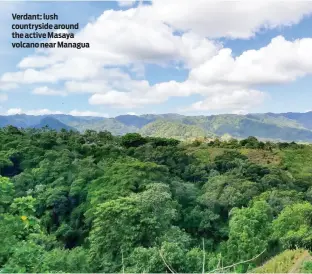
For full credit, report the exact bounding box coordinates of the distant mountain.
[279,111,312,130]
[71,118,139,135]
[115,115,153,128]
[140,120,216,140]
[0,114,42,128]
[1,112,312,142]
[33,117,75,131]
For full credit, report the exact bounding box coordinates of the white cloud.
[64,68,136,94]
[32,86,67,96]
[65,80,110,94]
[180,32,221,68]
[69,110,109,117]
[1,2,312,114]
[89,90,158,108]
[232,110,249,115]
[87,78,268,113]
[189,89,267,112]
[2,58,103,84]
[151,0,312,39]
[11,108,64,116]
[7,108,23,115]
[0,82,18,91]
[12,8,183,72]
[1,70,58,84]
[190,36,312,86]
[88,35,312,110]
[87,80,190,108]
[87,80,213,108]
[17,55,65,70]
[5,7,219,78]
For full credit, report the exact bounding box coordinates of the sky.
[0,0,312,118]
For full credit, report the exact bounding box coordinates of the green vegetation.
[140,120,215,140]
[252,249,308,273]
[301,260,312,273]
[1,127,312,272]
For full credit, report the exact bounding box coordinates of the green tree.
[89,183,177,271]
[200,175,260,211]
[252,189,304,217]
[226,201,273,265]
[0,214,24,265]
[273,202,312,249]
[2,241,45,273]
[39,247,91,272]
[0,176,14,213]
[121,133,147,148]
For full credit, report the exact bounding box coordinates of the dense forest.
[1,126,312,272]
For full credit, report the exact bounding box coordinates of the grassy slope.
[186,145,312,180]
[185,145,281,166]
[240,148,281,166]
[278,146,312,176]
[139,120,215,140]
[252,249,310,273]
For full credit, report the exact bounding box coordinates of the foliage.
[226,201,273,266]
[272,202,312,250]
[0,127,312,272]
[301,260,312,273]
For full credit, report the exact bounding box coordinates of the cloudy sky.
[1,0,312,117]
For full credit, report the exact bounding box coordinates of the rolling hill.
[33,117,76,131]
[1,111,312,142]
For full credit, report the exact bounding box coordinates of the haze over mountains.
[1,111,312,142]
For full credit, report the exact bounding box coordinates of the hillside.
[139,120,216,140]
[1,111,312,142]
[252,249,311,273]
[33,117,76,131]
[67,118,139,135]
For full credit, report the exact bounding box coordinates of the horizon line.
[1,110,312,118]
[0,0,306,1]
[2,0,135,1]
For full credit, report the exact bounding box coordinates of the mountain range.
[1,111,312,142]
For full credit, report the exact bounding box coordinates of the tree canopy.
[0,127,312,272]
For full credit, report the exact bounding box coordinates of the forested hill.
[1,128,312,272]
[1,111,312,142]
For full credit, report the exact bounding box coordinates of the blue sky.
[0,0,312,117]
